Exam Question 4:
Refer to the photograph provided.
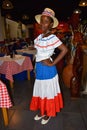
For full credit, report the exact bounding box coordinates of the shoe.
[41,117,51,125]
[34,114,45,121]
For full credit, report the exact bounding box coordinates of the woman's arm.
[42,43,68,66]
[52,43,68,65]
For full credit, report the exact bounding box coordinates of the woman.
[30,8,68,125]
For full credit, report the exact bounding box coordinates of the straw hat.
[35,8,59,28]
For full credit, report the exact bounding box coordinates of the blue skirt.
[35,62,57,80]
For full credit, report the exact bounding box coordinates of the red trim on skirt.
[30,93,63,117]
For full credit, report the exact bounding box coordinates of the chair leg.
[27,70,30,80]
[9,81,13,88]
[2,108,9,126]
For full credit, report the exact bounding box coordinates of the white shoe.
[34,114,45,121]
[41,117,51,125]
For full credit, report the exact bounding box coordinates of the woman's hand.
[42,59,54,66]
[42,44,68,66]
[52,44,68,65]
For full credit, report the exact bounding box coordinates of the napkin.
[0,60,4,65]
[14,55,25,65]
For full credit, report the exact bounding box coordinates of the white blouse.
[34,34,62,62]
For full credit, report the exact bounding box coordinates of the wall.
[27,24,34,40]
[0,10,30,41]
[6,18,29,39]
[6,19,21,38]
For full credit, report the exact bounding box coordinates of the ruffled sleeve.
[34,34,41,48]
[34,37,38,48]
[50,35,62,49]
[34,34,62,50]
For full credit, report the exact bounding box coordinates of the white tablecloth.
[0,55,25,65]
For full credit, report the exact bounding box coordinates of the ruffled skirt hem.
[30,93,63,117]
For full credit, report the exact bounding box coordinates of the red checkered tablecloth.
[0,56,33,82]
[0,80,13,108]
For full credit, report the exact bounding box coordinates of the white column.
[0,9,5,41]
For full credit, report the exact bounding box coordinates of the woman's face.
[40,15,53,33]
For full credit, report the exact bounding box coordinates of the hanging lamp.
[2,0,14,9]
[73,9,82,14]
[22,14,29,20]
[79,0,87,7]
